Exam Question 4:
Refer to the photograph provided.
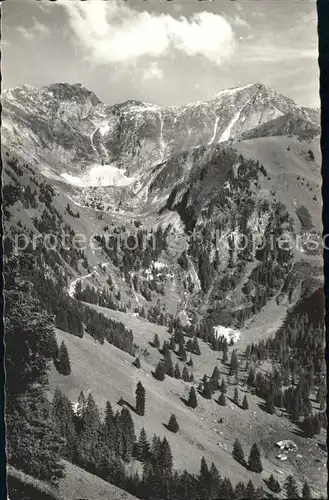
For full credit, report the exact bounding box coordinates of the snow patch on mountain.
[208,116,220,145]
[219,110,242,142]
[61,163,135,188]
[213,325,241,343]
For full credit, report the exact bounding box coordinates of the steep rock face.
[2,82,320,191]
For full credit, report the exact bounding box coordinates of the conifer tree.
[178,342,186,361]
[193,336,201,355]
[209,462,221,498]
[199,456,210,498]
[174,363,181,379]
[187,386,198,408]
[303,415,314,438]
[186,339,193,352]
[165,353,174,377]
[248,443,263,473]
[136,427,150,462]
[210,366,220,391]
[234,482,246,499]
[167,414,179,433]
[232,438,245,465]
[229,350,239,375]
[103,400,116,449]
[52,388,76,461]
[203,378,212,399]
[312,413,321,434]
[220,477,234,499]
[154,361,166,381]
[169,336,176,351]
[120,407,136,462]
[182,365,189,382]
[234,387,239,405]
[133,356,141,369]
[218,391,226,406]
[265,393,275,414]
[245,480,256,499]
[187,355,193,367]
[162,340,170,357]
[56,340,71,375]
[267,473,281,493]
[284,475,299,498]
[136,381,146,416]
[242,394,249,410]
[220,378,227,394]
[222,339,228,363]
[302,480,312,499]
[189,373,194,382]
[159,437,173,475]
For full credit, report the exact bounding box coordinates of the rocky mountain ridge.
[2,82,320,196]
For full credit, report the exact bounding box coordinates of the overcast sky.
[2,0,319,108]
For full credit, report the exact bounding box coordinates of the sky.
[2,0,319,108]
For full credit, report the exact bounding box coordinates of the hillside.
[7,461,138,500]
[49,311,327,497]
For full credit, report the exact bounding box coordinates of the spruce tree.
[265,393,275,414]
[234,481,246,499]
[178,342,186,360]
[120,407,136,462]
[135,381,146,416]
[52,388,76,461]
[159,437,173,475]
[211,365,220,386]
[222,339,228,363]
[303,415,314,438]
[218,390,226,406]
[153,333,160,348]
[312,413,321,434]
[302,480,311,499]
[187,355,193,367]
[199,456,210,498]
[189,373,194,382]
[284,475,299,499]
[56,340,71,375]
[242,394,249,409]
[133,356,141,369]
[187,386,198,408]
[234,387,239,405]
[162,340,170,357]
[169,336,176,351]
[220,477,234,499]
[267,473,281,493]
[209,462,220,498]
[229,350,239,375]
[232,438,245,465]
[136,427,149,462]
[220,378,227,393]
[182,365,189,382]
[174,363,181,379]
[165,353,174,377]
[193,336,201,355]
[203,379,212,399]
[167,414,179,433]
[154,361,166,381]
[248,443,263,473]
[245,480,256,499]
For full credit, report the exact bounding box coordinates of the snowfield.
[213,324,241,343]
[61,163,135,188]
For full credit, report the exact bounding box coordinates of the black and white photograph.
[1,0,327,499]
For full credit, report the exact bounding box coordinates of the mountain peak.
[42,82,101,105]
